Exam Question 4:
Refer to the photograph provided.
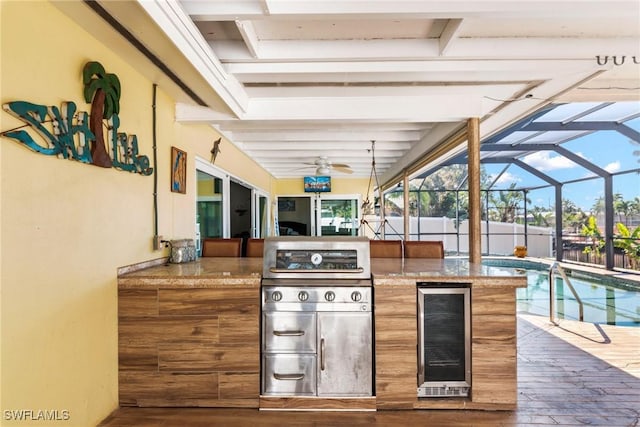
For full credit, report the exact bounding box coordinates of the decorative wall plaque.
[171,146,187,193]
[1,61,152,176]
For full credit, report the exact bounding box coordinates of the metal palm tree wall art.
[1,61,152,175]
[83,61,120,168]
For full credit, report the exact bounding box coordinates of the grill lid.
[262,236,371,280]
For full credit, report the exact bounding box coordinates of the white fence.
[361,215,553,257]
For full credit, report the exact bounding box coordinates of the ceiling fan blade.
[292,157,353,175]
[333,165,353,174]
[288,165,317,172]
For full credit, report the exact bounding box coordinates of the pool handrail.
[549,261,584,324]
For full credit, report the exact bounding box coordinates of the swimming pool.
[482,259,640,327]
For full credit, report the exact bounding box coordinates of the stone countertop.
[118,257,263,288]
[119,257,526,289]
[371,258,527,288]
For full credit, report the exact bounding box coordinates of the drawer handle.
[273,330,305,336]
[273,373,305,381]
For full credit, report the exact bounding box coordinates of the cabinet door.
[317,312,372,396]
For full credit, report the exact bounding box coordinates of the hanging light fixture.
[316,165,330,175]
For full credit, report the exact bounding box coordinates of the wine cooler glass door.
[418,285,470,398]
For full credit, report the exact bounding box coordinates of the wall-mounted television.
[304,176,331,192]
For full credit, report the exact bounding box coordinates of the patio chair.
[201,238,242,257]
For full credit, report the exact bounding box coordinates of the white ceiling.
[57,1,640,182]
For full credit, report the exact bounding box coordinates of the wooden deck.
[100,314,640,426]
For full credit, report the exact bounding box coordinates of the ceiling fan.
[301,156,353,175]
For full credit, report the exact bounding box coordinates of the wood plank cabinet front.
[374,281,519,410]
[374,286,417,409]
[118,286,260,408]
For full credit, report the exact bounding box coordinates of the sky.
[484,103,640,212]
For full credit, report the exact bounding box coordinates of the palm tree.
[420,164,485,218]
[563,198,580,214]
[489,183,527,223]
[590,196,605,217]
[530,206,552,227]
[83,61,121,168]
[562,199,587,234]
[613,194,631,226]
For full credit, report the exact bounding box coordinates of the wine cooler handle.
[320,338,326,371]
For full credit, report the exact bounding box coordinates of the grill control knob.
[271,291,283,302]
[351,291,362,302]
[298,291,309,302]
[324,291,336,302]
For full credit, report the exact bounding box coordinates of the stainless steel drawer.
[262,354,316,395]
[263,312,316,353]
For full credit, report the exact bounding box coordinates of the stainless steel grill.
[261,236,373,398]
[262,236,371,280]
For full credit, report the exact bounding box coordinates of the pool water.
[482,259,640,327]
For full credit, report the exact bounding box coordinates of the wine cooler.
[417,283,471,398]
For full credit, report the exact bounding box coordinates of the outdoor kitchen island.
[117,256,526,411]
[371,258,527,410]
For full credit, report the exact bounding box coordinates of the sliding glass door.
[196,158,270,244]
[196,166,229,239]
[317,195,360,236]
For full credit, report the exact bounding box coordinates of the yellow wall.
[179,124,274,195]
[0,1,271,425]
